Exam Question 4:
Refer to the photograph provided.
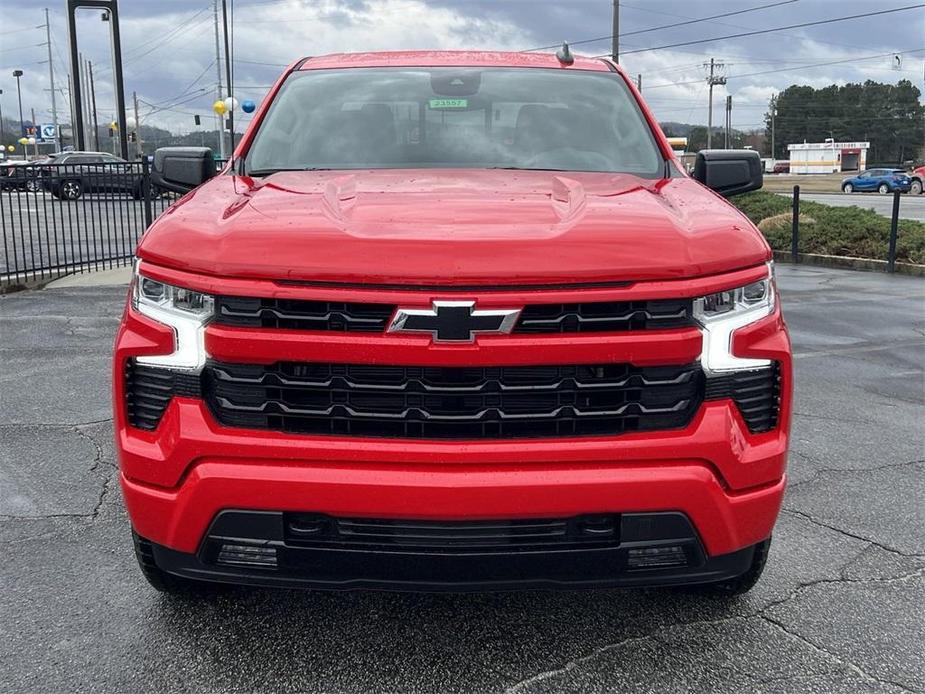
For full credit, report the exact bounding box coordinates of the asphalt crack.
[781,508,924,558]
[759,613,920,694]
[502,567,925,693]
[786,458,925,490]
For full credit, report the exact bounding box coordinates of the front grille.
[124,360,201,430]
[704,364,781,433]
[213,296,694,334]
[215,296,394,332]
[283,513,621,553]
[513,299,692,333]
[203,360,704,439]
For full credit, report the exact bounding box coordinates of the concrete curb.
[771,250,925,277]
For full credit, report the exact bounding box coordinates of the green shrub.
[732,191,925,265]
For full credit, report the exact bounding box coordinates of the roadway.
[783,191,925,222]
[1,265,922,693]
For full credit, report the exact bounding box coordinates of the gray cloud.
[0,0,921,138]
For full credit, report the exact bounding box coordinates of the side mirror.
[693,149,763,197]
[150,147,216,194]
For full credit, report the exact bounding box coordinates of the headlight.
[131,261,213,370]
[694,263,775,373]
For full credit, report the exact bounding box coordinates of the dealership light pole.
[0,89,5,147]
[13,70,25,156]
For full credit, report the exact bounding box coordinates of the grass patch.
[732,191,925,265]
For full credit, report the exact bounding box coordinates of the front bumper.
[142,510,763,591]
[114,264,792,587]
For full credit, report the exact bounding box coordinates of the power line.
[641,48,925,90]
[523,0,797,52]
[611,4,925,56]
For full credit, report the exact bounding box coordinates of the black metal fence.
[788,185,908,272]
[0,160,177,288]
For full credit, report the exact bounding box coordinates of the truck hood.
[139,169,770,285]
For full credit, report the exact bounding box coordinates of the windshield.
[245,67,663,176]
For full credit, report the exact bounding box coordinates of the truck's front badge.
[388,300,521,342]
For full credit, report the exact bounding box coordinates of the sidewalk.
[46,266,132,288]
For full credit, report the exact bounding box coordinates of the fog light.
[217,543,278,568]
[626,545,688,570]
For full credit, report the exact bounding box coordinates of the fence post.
[141,156,153,229]
[791,185,800,264]
[887,190,900,274]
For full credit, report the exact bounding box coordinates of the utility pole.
[611,0,619,63]
[133,90,140,159]
[770,95,777,159]
[724,95,732,148]
[43,8,60,153]
[704,58,726,150]
[222,0,233,156]
[79,54,90,148]
[88,60,100,151]
[213,0,226,158]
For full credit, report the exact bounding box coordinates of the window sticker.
[428,98,468,109]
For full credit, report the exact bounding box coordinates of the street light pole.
[0,89,5,148]
[13,70,25,157]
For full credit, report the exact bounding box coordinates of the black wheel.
[132,531,219,596]
[911,179,923,195]
[60,179,83,200]
[842,183,853,193]
[707,538,771,595]
[25,178,40,193]
[877,183,890,195]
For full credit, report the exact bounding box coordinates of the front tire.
[878,183,890,195]
[59,179,83,200]
[132,531,219,596]
[842,183,853,194]
[706,538,771,596]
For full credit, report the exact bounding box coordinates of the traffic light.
[194,114,201,126]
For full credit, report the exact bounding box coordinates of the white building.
[787,139,869,174]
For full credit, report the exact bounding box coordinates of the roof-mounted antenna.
[556,42,574,65]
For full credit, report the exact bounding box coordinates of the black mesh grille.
[203,360,703,439]
[213,296,694,334]
[283,513,621,553]
[215,296,394,332]
[513,299,692,333]
[124,360,201,430]
[704,364,781,433]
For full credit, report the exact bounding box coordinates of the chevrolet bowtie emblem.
[387,301,521,342]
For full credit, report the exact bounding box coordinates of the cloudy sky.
[0,0,922,136]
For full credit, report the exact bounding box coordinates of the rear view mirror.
[151,147,216,194]
[693,149,763,197]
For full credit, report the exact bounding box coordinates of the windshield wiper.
[246,167,332,176]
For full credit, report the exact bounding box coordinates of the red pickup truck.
[116,50,791,595]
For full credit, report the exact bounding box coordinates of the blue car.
[841,169,912,194]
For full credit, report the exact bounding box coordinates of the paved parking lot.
[1,265,922,693]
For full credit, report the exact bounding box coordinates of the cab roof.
[298,50,616,72]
